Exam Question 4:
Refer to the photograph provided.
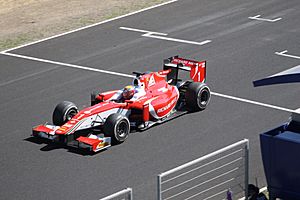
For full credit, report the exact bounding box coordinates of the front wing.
[32,124,111,152]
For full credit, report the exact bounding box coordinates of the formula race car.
[32,56,211,152]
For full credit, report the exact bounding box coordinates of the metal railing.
[158,139,249,200]
[99,188,133,200]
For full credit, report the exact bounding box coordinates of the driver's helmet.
[122,85,136,100]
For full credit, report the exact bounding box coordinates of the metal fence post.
[244,139,249,200]
[129,187,133,200]
[158,174,162,200]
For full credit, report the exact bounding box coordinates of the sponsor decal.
[97,141,104,148]
[156,70,169,77]
[63,123,73,128]
[173,58,197,66]
[191,64,200,81]
[137,96,147,101]
[157,98,176,113]
[96,141,110,150]
[65,119,86,135]
[58,126,68,131]
[191,62,205,82]
[148,75,156,87]
[77,114,85,119]
[157,87,168,93]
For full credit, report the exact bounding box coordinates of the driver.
[122,85,136,100]
[109,78,146,102]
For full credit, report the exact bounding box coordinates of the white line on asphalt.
[249,15,282,22]
[120,26,212,46]
[145,34,212,46]
[1,0,178,53]
[1,51,297,114]
[275,50,300,60]
[1,52,135,78]
[120,27,168,36]
[211,92,298,114]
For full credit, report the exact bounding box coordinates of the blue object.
[226,189,233,200]
[253,65,300,87]
[260,123,300,200]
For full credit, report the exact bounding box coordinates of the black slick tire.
[52,101,78,126]
[185,82,211,112]
[103,113,130,144]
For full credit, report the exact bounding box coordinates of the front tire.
[52,101,78,126]
[185,82,211,112]
[103,113,130,144]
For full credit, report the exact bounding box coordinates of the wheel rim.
[116,120,129,138]
[198,89,210,107]
[66,109,77,121]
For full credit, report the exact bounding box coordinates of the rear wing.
[163,56,206,85]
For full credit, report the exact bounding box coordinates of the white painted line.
[1,0,178,53]
[275,50,300,60]
[1,52,298,114]
[249,14,282,22]
[211,92,298,114]
[120,26,212,46]
[1,52,135,78]
[145,34,212,46]
[119,27,168,36]
[276,50,288,54]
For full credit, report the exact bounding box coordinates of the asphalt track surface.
[0,0,300,199]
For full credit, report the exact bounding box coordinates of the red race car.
[32,56,211,152]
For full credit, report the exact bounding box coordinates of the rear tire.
[103,113,130,144]
[185,82,210,112]
[52,101,78,126]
